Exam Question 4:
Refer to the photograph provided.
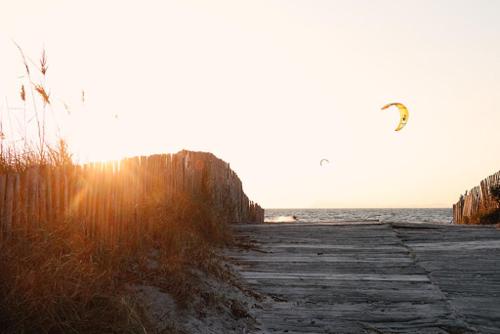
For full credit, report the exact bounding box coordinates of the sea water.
[265,208,452,224]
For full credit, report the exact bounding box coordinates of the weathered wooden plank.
[232,255,414,263]
[230,223,500,333]
[395,224,500,333]
[241,272,430,282]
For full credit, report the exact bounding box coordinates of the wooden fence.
[0,150,264,241]
[453,170,500,224]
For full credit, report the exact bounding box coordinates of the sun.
[64,108,129,163]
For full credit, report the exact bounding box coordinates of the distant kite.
[320,158,330,167]
[381,102,409,131]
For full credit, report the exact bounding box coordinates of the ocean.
[264,208,453,224]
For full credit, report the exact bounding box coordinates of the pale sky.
[1,0,499,208]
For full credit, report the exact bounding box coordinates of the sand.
[131,261,266,333]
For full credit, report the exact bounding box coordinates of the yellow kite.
[381,102,409,131]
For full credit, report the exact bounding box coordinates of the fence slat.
[0,174,7,237]
[454,170,500,224]
[4,174,15,236]
[0,151,264,243]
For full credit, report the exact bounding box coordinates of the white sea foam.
[265,215,298,223]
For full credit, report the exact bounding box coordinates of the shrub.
[478,208,500,225]
[490,184,500,206]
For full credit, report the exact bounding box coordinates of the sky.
[1,0,499,208]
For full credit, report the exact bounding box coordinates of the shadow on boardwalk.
[228,223,500,334]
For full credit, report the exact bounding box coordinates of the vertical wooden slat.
[96,162,104,244]
[108,161,114,243]
[13,173,21,231]
[118,159,126,242]
[0,174,7,237]
[20,170,28,228]
[104,162,112,244]
[117,159,122,240]
[63,165,69,219]
[34,167,41,226]
[84,164,92,236]
[53,167,61,223]
[91,163,98,241]
[27,168,36,227]
[39,167,47,226]
[4,173,15,237]
[45,167,53,224]
[86,164,94,237]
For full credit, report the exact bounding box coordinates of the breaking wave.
[264,215,298,223]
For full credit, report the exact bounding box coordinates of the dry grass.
[0,226,148,333]
[0,46,237,333]
[0,177,235,333]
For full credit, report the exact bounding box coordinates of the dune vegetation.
[0,47,239,333]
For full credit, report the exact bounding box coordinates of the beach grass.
[0,47,235,333]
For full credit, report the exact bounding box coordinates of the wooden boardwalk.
[228,223,500,334]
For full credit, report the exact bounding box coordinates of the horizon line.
[264,207,452,210]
